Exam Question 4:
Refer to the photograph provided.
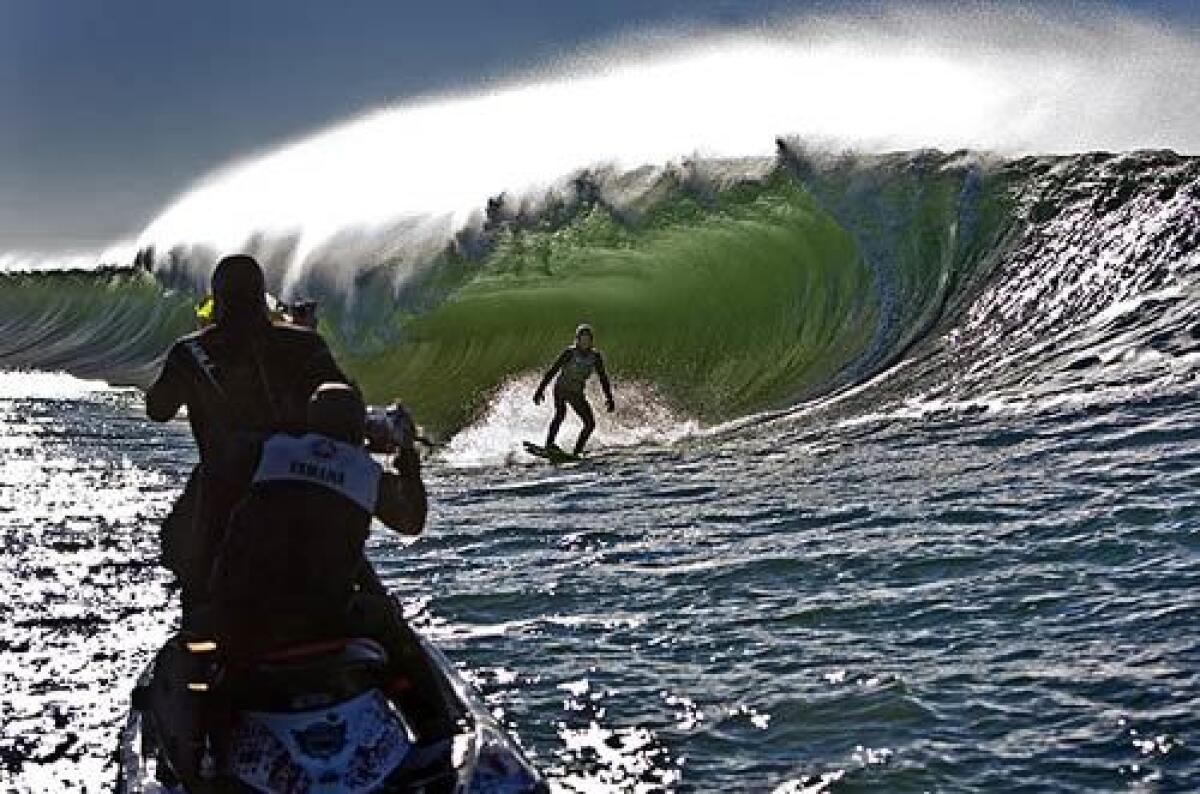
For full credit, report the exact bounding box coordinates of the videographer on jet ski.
[146,254,350,625]
[149,384,458,783]
[207,383,458,743]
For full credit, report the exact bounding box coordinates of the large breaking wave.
[1,6,1198,450]
[2,149,1198,448]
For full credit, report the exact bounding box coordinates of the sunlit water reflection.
[2,371,1198,791]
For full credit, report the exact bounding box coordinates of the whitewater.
[2,5,1199,791]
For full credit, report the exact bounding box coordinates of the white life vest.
[252,433,382,513]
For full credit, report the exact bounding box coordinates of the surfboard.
[523,441,581,463]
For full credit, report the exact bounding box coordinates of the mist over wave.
[0,242,138,274]
[133,5,1199,293]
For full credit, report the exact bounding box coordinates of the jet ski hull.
[115,633,546,793]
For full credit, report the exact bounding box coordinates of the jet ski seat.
[232,638,391,712]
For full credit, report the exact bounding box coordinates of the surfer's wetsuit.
[536,346,614,454]
[146,318,349,617]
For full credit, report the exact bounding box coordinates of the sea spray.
[135,6,1200,293]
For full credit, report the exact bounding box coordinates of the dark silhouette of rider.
[147,386,456,782]
[208,383,458,743]
[534,324,614,455]
[146,254,349,622]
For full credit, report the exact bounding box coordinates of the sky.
[1,0,1198,257]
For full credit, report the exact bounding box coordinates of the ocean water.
[2,368,1197,792]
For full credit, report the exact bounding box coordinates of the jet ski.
[115,629,547,793]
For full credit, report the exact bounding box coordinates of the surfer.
[533,323,615,456]
[145,254,351,625]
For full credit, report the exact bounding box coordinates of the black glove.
[534,389,545,405]
[386,402,416,449]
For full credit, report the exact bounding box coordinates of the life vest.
[251,433,382,513]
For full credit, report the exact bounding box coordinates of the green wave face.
[0,153,1015,438]
[328,156,1010,436]
[783,152,1017,369]
[0,270,193,386]
[330,176,868,434]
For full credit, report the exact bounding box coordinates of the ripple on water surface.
[3,374,1199,791]
[0,376,190,790]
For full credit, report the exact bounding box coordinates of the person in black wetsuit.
[146,254,350,624]
[533,324,615,455]
[150,385,457,781]
[208,383,458,743]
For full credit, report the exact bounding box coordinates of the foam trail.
[0,371,115,400]
[138,6,1200,290]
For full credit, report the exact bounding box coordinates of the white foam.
[440,374,699,468]
[0,240,139,273]
[0,371,118,400]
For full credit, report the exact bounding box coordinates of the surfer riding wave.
[533,324,615,457]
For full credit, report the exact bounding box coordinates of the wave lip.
[132,6,1200,293]
[0,241,140,274]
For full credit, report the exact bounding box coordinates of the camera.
[282,299,319,329]
[365,403,415,453]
